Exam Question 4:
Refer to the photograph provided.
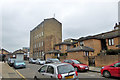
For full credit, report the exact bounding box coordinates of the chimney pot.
[115,23,117,26]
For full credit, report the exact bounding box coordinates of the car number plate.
[65,75,73,79]
[85,67,88,69]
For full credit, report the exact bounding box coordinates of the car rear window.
[57,64,74,74]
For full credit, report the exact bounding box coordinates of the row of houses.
[45,22,120,67]
[29,18,120,66]
[0,47,30,60]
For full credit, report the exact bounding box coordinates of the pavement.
[89,66,101,73]
[0,62,21,79]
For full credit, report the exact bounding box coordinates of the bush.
[106,49,120,55]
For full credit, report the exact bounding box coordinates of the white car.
[36,59,46,65]
[34,63,78,80]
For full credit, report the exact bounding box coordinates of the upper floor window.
[35,44,36,48]
[108,38,114,46]
[80,41,84,46]
[42,32,44,36]
[42,41,43,46]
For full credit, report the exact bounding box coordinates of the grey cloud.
[2,0,119,52]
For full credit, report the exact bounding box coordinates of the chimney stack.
[115,23,118,26]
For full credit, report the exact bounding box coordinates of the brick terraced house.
[30,18,62,59]
[45,22,120,66]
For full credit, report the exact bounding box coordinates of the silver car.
[36,59,46,65]
[34,63,78,80]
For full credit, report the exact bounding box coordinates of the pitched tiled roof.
[55,41,78,46]
[94,30,120,39]
[55,42,72,46]
[46,50,61,54]
[67,46,94,52]
[78,30,120,41]
[78,36,100,41]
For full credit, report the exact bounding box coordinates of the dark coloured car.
[7,58,16,66]
[101,61,120,78]
[13,61,26,69]
[45,58,61,64]
[63,59,89,71]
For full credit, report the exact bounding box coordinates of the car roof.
[45,63,69,66]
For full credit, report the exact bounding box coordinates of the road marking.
[16,70,26,80]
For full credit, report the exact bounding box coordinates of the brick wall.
[83,39,102,56]
[95,55,120,67]
[66,52,89,65]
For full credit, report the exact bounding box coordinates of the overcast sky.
[1,0,120,52]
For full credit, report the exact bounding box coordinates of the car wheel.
[74,67,78,71]
[103,71,111,78]
[34,76,38,80]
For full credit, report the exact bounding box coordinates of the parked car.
[63,59,89,71]
[7,58,16,66]
[13,60,26,69]
[29,58,37,64]
[36,59,46,65]
[101,61,120,78]
[45,58,61,64]
[34,63,78,80]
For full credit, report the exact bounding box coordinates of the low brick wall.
[95,55,120,67]
[60,52,89,65]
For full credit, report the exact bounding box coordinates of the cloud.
[2,0,119,52]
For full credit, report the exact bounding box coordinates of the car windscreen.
[57,64,74,74]
[51,59,59,62]
[72,60,82,64]
[15,61,24,63]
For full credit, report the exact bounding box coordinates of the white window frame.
[108,38,114,46]
[42,32,43,36]
[42,41,43,46]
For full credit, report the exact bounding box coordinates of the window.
[80,41,84,46]
[64,60,69,63]
[84,52,89,56]
[73,45,76,48]
[39,42,40,47]
[108,38,114,46]
[57,64,74,74]
[38,65,47,73]
[114,63,120,67]
[67,46,70,50]
[54,53,58,56]
[41,32,44,36]
[68,60,73,63]
[59,45,62,50]
[47,66,54,74]
[42,41,43,46]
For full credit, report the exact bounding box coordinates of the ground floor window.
[54,53,58,56]
[84,51,89,56]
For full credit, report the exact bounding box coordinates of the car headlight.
[79,66,84,68]
[101,67,104,69]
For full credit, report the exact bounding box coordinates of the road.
[13,61,119,80]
